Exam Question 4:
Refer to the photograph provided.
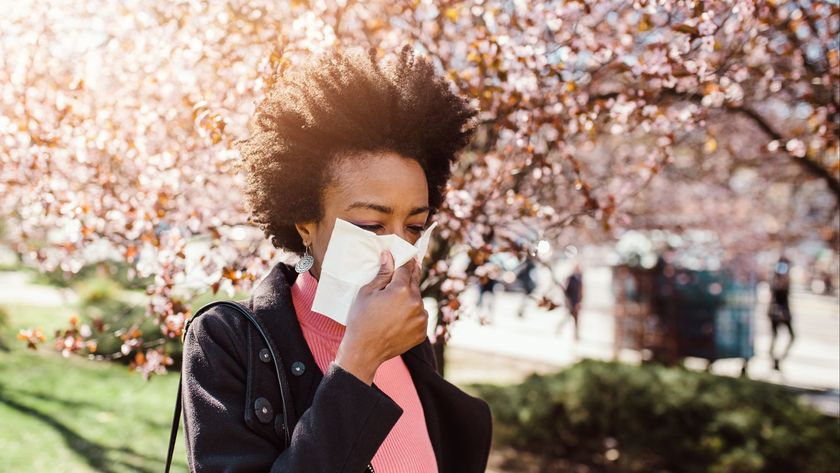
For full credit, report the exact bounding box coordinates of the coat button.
[290,361,306,376]
[254,397,273,424]
[259,348,271,363]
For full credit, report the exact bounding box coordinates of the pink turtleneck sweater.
[290,269,438,473]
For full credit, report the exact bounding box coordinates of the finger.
[387,258,414,290]
[409,259,421,292]
[415,309,430,343]
[366,250,395,291]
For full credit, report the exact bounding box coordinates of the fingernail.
[381,251,387,264]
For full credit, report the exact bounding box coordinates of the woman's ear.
[294,221,317,249]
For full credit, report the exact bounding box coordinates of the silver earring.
[295,245,314,273]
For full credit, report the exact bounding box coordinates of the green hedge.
[74,277,176,364]
[76,278,249,367]
[473,360,839,473]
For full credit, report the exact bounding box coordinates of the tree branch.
[638,91,840,201]
[734,105,840,199]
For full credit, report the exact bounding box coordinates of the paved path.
[0,271,78,307]
[446,267,840,411]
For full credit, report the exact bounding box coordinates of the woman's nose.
[388,226,417,245]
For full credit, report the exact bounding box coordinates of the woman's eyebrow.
[346,201,430,216]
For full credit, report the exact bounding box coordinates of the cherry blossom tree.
[1,0,836,375]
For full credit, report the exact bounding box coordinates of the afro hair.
[235,45,478,254]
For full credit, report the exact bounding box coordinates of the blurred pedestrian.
[564,264,584,340]
[515,256,537,318]
[476,276,497,321]
[768,256,795,371]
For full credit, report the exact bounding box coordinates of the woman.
[181,45,493,472]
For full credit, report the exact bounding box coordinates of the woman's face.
[295,151,430,280]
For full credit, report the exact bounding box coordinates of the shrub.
[74,282,249,368]
[473,360,839,473]
[73,277,181,365]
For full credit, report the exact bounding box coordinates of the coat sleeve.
[182,308,404,473]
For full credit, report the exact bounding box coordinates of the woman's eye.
[353,223,425,234]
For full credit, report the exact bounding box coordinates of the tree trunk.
[432,308,446,377]
[432,335,446,377]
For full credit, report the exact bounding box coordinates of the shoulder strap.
[165,370,185,473]
[165,300,292,473]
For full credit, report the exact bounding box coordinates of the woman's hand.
[335,250,428,385]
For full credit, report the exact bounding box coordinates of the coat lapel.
[248,262,321,427]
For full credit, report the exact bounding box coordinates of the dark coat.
[182,261,493,472]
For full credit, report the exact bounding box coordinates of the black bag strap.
[165,300,292,472]
[165,370,185,473]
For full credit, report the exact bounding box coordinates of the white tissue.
[310,217,438,326]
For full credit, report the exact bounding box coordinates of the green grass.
[0,303,188,473]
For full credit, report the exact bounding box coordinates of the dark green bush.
[75,281,249,367]
[74,277,182,365]
[473,360,839,473]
